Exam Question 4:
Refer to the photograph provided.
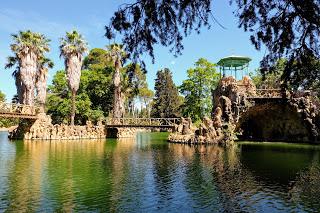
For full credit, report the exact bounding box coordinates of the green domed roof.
[217,55,251,69]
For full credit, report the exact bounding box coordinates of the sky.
[0,0,265,100]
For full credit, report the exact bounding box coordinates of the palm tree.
[5,56,23,102]
[6,30,50,105]
[36,57,54,112]
[60,30,88,125]
[107,44,127,119]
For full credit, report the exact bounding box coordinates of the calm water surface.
[0,131,320,212]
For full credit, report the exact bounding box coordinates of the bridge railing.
[0,102,41,117]
[105,117,181,127]
[254,89,282,98]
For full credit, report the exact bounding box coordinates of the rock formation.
[168,75,320,145]
[9,113,106,140]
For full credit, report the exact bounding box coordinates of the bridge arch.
[236,100,313,142]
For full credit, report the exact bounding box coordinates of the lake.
[0,131,319,212]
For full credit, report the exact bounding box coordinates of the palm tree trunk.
[71,91,76,125]
[113,61,124,119]
[66,55,82,126]
[20,51,37,105]
[36,68,48,113]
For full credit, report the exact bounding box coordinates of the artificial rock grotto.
[168,76,320,145]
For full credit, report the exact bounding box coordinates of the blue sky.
[0,0,265,100]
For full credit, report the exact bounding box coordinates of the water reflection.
[0,133,320,212]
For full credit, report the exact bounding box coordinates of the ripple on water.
[0,133,320,212]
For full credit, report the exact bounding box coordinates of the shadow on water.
[0,132,320,212]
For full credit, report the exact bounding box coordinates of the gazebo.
[217,55,251,79]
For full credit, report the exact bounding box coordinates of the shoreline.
[0,126,17,132]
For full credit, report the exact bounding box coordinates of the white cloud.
[170,60,176,65]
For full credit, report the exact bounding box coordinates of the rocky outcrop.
[169,75,320,145]
[287,94,320,141]
[9,113,106,140]
[168,113,232,146]
[168,76,254,146]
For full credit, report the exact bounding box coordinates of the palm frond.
[5,56,18,69]
[59,30,88,58]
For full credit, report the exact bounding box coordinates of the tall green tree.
[60,30,88,125]
[47,70,104,125]
[82,48,114,115]
[251,57,320,92]
[122,63,148,116]
[83,48,113,71]
[179,58,219,122]
[151,68,182,118]
[47,48,114,124]
[139,87,154,117]
[5,30,50,105]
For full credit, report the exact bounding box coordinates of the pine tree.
[151,68,182,118]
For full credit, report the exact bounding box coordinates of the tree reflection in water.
[1,133,320,212]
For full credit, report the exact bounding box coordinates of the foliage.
[47,47,151,124]
[251,57,320,93]
[10,30,50,56]
[107,0,320,90]
[139,86,154,117]
[0,91,18,128]
[60,31,88,59]
[151,68,182,118]
[179,58,219,122]
[0,91,5,102]
[122,63,148,115]
[105,0,212,63]
[5,30,51,105]
[250,59,286,89]
[83,48,113,71]
[234,0,320,87]
[47,68,113,125]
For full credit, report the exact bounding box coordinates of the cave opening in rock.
[236,103,311,142]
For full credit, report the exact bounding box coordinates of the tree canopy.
[233,0,320,87]
[47,47,150,124]
[107,0,320,88]
[151,68,183,118]
[5,30,51,105]
[0,91,18,128]
[180,58,219,122]
[105,0,212,63]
